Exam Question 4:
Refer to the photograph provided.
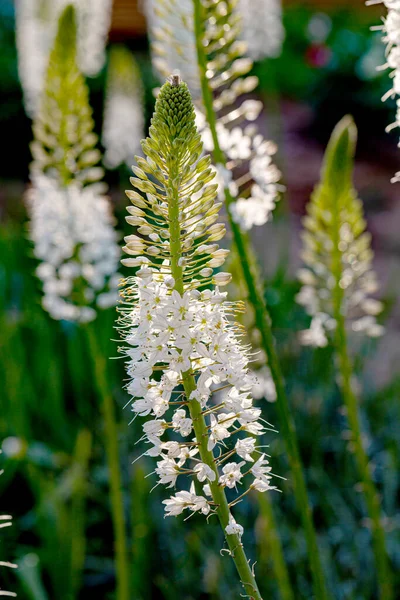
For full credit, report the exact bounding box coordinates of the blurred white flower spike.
[102,46,145,169]
[368,0,400,181]
[117,79,276,596]
[237,0,285,61]
[143,0,201,100]
[16,0,112,117]
[145,0,282,231]
[28,175,120,323]
[27,6,120,323]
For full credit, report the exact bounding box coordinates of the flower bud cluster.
[237,0,285,61]
[28,174,120,322]
[297,167,384,346]
[118,78,277,531]
[102,46,145,169]
[16,0,112,117]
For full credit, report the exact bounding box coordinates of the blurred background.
[0,0,399,598]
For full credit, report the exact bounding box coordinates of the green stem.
[257,493,294,600]
[192,1,329,598]
[331,208,392,600]
[70,429,92,597]
[168,157,263,600]
[86,325,130,600]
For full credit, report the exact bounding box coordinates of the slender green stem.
[192,2,329,598]
[86,325,130,600]
[257,493,294,600]
[168,157,263,600]
[331,206,392,600]
[70,429,92,597]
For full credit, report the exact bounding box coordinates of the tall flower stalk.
[191,2,329,598]
[118,76,279,600]
[298,116,392,599]
[27,7,129,600]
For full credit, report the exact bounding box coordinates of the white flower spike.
[117,76,275,600]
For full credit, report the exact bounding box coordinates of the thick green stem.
[86,325,130,600]
[331,206,392,600]
[192,1,328,598]
[168,158,263,600]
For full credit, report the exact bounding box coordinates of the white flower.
[251,454,272,480]
[208,413,236,450]
[251,367,277,402]
[163,485,210,517]
[235,438,256,462]
[225,513,244,537]
[252,478,274,492]
[300,316,329,348]
[172,409,193,437]
[155,457,180,487]
[143,420,166,439]
[219,462,245,489]
[193,462,216,482]
[230,187,276,231]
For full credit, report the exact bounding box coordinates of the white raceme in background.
[143,0,201,100]
[237,0,285,60]
[27,6,120,323]
[15,0,112,117]
[103,46,145,169]
[146,0,282,231]
[368,0,400,181]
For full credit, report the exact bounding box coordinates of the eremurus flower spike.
[117,77,279,599]
[27,5,120,323]
[298,117,392,599]
[191,1,330,598]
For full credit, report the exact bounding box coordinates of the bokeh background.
[0,0,399,598]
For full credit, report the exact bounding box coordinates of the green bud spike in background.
[299,116,392,600]
[31,5,102,188]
